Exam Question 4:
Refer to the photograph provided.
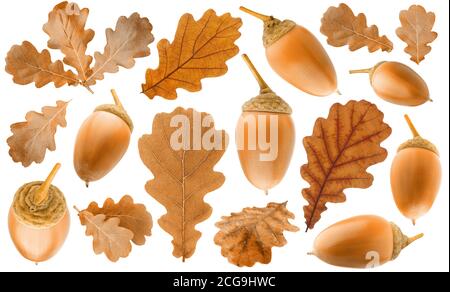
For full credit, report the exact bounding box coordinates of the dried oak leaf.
[85,12,154,86]
[79,211,134,262]
[139,107,228,261]
[142,9,242,100]
[43,1,94,82]
[321,3,393,52]
[5,41,78,88]
[396,5,438,64]
[82,195,153,245]
[7,100,69,167]
[301,100,392,231]
[214,202,299,267]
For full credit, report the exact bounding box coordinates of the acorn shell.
[312,215,422,269]
[9,181,69,263]
[370,62,430,106]
[74,108,132,185]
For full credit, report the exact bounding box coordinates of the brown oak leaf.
[7,100,69,167]
[301,100,392,231]
[321,3,393,52]
[5,41,79,88]
[43,1,94,81]
[396,5,438,64]
[139,107,228,261]
[82,195,153,245]
[79,211,134,262]
[214,202,299,267]
[85,13,154,86]
[141,9,242,100]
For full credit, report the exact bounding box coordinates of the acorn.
[236,54,295,194]
[309,215,423,269]
[349,61,431,106]
[9,163,70,263]
[391,115,441,225]
[74,89,133,187]
[240,6,337,97]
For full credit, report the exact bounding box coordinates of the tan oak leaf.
[214,202,299,267]
[7,100,69,167]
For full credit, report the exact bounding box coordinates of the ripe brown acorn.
[350,61,431,106]
[310,215,423,269]
[236,54,295,194]
[9,163,70,263]
[74,89,133,187]
[391,115,441,225]
[240,6,337,97]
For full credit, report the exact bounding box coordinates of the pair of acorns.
[236,7,441,269]
[9,90,133,263]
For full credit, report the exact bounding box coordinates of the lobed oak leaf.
[321,3,393,53]
[139,107,228,261]
[141,9,242,100]
[301,100,392,231]
[214,202,299,267]
[396,5,438,64]
[83,195,153,245]
[80,211,134,262]
[7,100,69,167]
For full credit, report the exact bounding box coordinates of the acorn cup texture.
[236,54,295,194]
[391,115,441,225]
[350,61,431,106]
[74,89,133,187]
[310,215,423,269]
[240,6,337,97]
[9,163,70,263]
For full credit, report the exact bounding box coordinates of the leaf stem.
[242,54,270,91]
[404,114,421,138]
[84,85,94,94]
[33,163,61,205]
[239,6,271,22]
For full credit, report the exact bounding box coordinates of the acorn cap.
[243,88,292,114]
[95,89,134,132]
[398,115,439,156]
[390,222,423,260]
[263,18,296,48]
[239,7,296,48]
[241,54,292,115]
[12,164,66,228]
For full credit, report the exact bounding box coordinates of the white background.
[0,0,448,272]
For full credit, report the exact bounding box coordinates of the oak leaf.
[43,1,94,81]
[321,3,393,53]
[301,100,392,231]
[139,107,228,261]
[5,1,154,93]
[7,100,69,167]
[83,195,153,245]
[5,41,79,88]
[142,9,242,100]
[396,5,438,64]
[85,13,154,86]
[79,211,134,262]
[214,202,299,267]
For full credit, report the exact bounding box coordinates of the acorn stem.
[242,54,270,91]
[407,233,424,246]
[33,163,61,206]
[349,68,372,74]
[404,115,421,138]
[111,89,124,110]
[239,6,271,22]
